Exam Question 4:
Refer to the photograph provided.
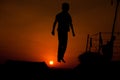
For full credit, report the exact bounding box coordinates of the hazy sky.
[0,0,120,68]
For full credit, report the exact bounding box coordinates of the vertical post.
[110,0,119,59]
[111,0,119,38]
[98,32,103,53]
[86,34,89,52]
[89,37,92,52]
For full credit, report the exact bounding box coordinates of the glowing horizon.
[0,0,120,68]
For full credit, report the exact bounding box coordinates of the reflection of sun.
[49,60,54,65]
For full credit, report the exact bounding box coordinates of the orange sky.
[0,0,120,68]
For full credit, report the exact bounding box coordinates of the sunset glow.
[0,0,120,69]
[49,60,54,65]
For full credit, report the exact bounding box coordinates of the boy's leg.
[58,43,62,62]
[61,32,68,62]
[58,31,63,62]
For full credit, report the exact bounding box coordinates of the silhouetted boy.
[51,3,75,63]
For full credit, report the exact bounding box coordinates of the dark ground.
[0,60,120,80]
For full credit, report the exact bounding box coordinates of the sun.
[49,60,54,65]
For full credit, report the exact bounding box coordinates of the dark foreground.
[0,60,120,80]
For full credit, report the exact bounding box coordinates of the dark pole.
[86,34,89,52]
[89,37,92,52]
[111,0,120,38]
[98,32,103,53]
[109,0,120,61]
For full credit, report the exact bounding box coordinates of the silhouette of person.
[51,2,75,63]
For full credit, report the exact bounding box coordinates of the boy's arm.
[69,15,75,37]
[70,21,75,37]
[51,17,57,36]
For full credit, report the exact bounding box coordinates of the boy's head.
[62,2,70,12]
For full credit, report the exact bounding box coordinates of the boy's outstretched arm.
[51,18,57,36]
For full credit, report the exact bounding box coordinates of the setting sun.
[49,60,54,65]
